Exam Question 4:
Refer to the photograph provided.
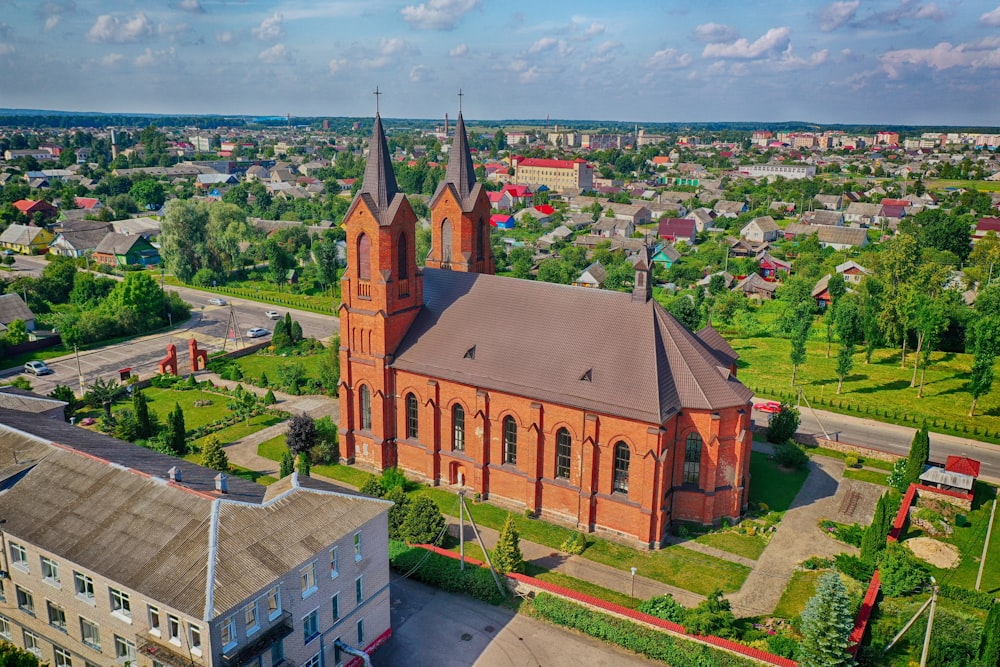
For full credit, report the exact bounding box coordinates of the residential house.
[740,216,780,243]
[605,202,652,226]
[658,218,697,245]
[713,200,748,218]
[697,271,735,291]
[0,224,54,254]
[0,293,36,331]
[770,201,796,214]
[12,199,58,221]
[245,164,270,182]
[500,184,534,207]
[800,209,844,226]
[844,202,881,226]
[685,207,716,232]
[93,232,160,268]
[973,217,1000,242]
[111,217,161,238]
[836,260,871,284]
[592,217,635,238]
[727,236,770,258]
[812,274,833,308]
[487,190,515,210]
[758,252,791,279]
[0,405,392,667]
[651,243,681,268]
[514,207,551,226]
[489,213,515,229]
[735,273,778,299]
[814,194,844,210]
[573,261,607,288]
[73,197,103,211]
[784,223,869,250]
[48,227,111,258]
[196,173,239,188]
[537,225,573,249]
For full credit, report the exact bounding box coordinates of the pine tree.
[263,388,277,405]
[297,452,311,477]
[166,402,187,455]
[861,492,893,563]
[279,450,294,478]
[977,603,1000,667]
[904,425,930,486]
[132,389,154,439]
[384,486,410,541]
[201,435,230,472]
[399,495,445,544]
[799,571,855,667]
[492,513,525,574]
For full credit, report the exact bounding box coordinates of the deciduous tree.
[399,495,445,545]
[285,414,317,456]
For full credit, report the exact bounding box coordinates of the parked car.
[247,327,269,338]
[24,361,53,376]
[2,249,14,256]
[753,401,782,414]
[264,310,281,320]
[208,297,227,306]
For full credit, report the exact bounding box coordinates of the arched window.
[481,219,490,261]
[397,234,409,279]
[612,442,630,494]
[357,234,371,281]
[452,404,465,451]
[441,219,453,264]
[359,385,371,431]
[474,218,482,261]
[405,393,418,440]
[503,416,517,465]
[684,433,702,484]
[555,428,572,479]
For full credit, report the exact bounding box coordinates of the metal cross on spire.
[458,88,463,114]
[374,86,382,115]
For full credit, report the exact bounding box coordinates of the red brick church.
[338,111,754,547]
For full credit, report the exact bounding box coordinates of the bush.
[388,541,506,605]
[802,556,834,570]
[773,441,809,470]
[359,475,385,498]
[844,456,859,468]
[399,496,446,545]
[637,594,686,624]
[766,633,800,660]
[938,583,996,611]
[834,553,876,583]
[879,542,929,596]
[766,403,800,444]
[381,467,408,493]
[559,532,588,555]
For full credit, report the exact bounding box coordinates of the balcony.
[137,636,197,667]
[221,610,293,667]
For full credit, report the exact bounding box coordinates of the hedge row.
[938,583,996,610]
[529,592,759,667]
[388,542,506,605]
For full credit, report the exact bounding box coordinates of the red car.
[754,401,782,414]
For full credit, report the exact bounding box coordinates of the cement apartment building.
[0,405,391,667]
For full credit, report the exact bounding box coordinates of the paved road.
[376,575,657,667]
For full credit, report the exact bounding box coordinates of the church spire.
[444,111,476,203]
[361,112,399,212]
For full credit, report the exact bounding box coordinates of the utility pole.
[458,490,465,571]
[919,577,937,667]
[976,497,997,591]
[75,344,85,395]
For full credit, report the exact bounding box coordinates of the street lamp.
[630,566,638,601]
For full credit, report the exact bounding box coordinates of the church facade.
[338,112,755,548]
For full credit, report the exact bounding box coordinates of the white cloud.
[880,40,1000,78]
[646,47,692,69]
[596,40,622,56]
[401,0,480,31]
[582,22,606,38]
[449,43,468,57]
[914,3,946,21]
[134,47,176,68]
[818,1,859,32]
[45,15,61,30]
[216,31,233,44]
[179,0,204,13]
[519,66,540,83]
[693,23,739,43]
[528,37,557,54]
[258,43,288,63]
[380,38,407,56]
[872,1,949,25]
[702,26,791,59]
[87,13,153,43]
[409,65,427,82]
[158,22,191,40]
[100,52,124,66]
[252,12,284,41]
[980,5,1000,26]
[360,38,414,69]
[328,58,348,74]
[37,1,75,33]
[773,45,830,70]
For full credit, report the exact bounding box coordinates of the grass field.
[748,451,809,512]
[231,350,329,383]
[693,531,769,560]
[131,387,230,430]
[257,436,374,488]
[190,413,284,449]
[924,179,1000,192]
[843,468,891,486]
[733,337,1000,441]
[163,274,339,315]
[772,570,823,619]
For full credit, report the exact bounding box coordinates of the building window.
[331,593,340,621]
[269,639,284,665]
[10,543,27,571]
[555,428,572,479]
[80,618,101,651]
[40,556,60,585]
[612,442,630,494]
[330,546,339,578]
[334,636,343,666]
[303,609,319,643]
[359,385,372,431]
[73,572,94,602]
[15,585,33,615]
[148,605,161,635]
[220,616,236,648]
[114,635,135,664]
[355,576,364,604]
[0,615,10,640]
[398,233,409,279]
[684,433,702,484]
[301,562,317,598]
[452,404,465,451]
[245,602,258,635]
[54,646,73,667]
[167,614,181,644]
[188,625,202,655]
[266,586,281,620]
[303,654,321,667]
[109,588,131,620]
[47,600,67,632]
[405,392,419,439]
[357,618,365,645]
[503,416,517,465]
[357,233,371,282]
[23,629,41,657]
[354,532,362,561]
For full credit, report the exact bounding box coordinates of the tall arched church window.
[612,442,630,494]
[359,385,372,431]
[503,416,517,465]
[398,234,409,279]
[405,392,418,440]
[452,404,465,451]
[555,429,571,479]
[357,234,371,281]
[684,433,702,484]
[441,219,453,264]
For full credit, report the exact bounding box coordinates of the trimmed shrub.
[938,583,995,611]
[833,553,876,583]
[559,532,588,555]
[388,542,506,605]
[774,441,809,470]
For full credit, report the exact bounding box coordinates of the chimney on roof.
[214,473,228,494]
[168,466,181,482]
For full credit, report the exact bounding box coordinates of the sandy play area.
[905,536,960,569]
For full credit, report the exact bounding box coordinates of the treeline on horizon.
[0,108,998,136]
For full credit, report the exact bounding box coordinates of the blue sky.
[1,0,999,125]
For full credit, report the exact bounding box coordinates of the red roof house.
[974,217,1000,241]
[13,199,58,219]
[657,218,697,244]
[534,204,555,216]
[944,456,981,478]
[74,197,103,210]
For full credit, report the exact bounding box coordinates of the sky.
[1,0,999,126]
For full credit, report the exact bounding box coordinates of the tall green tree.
[297,451,311,477]
[399,495,446,545]
[279,450,295,478]
[161,199,211,283]
[835,343,855,395]
[977,603,1000,667]
[132,388,154,439]
[969,316,1000,417]
[492,513,525,574]
[129,179,166,210]
[166,402,187,455]
[799,572,855,667]
[285,414,317,456]
[824,275,847,358]
[789,302,814,386]
[201,435,230,472]
[874,234,919,367]
[861,492,894,563]
[903,425,930,487]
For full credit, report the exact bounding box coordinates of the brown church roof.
[392,270,752,423]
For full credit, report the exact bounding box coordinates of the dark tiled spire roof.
[445,112,477,202]
[361,113,399,211]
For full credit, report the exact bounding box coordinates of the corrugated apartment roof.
[392,270,751,423]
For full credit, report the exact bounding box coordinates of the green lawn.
[733,337,1000,442]
[773,570,823,619]
[924,179,1000,192]
[190,414,284,449]
[843,468,891,486]
[807,446,896,471]
[163,274,339,315]
[693,531,769,560]
[257,434,288,460]
[231,350,329,385]
[748,451,809,512]
[416,487,750,596]
[126,387,229,430]
[256,436,374,488]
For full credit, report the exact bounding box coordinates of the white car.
[208,297,227,306]
[247,327,270,338]
[24,361,53,375]
[265,310,281,320]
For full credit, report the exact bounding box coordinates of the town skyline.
[2,0,1000,126]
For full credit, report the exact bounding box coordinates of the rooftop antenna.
[373,85,382,115]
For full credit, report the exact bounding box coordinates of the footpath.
[216,385,873,618]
